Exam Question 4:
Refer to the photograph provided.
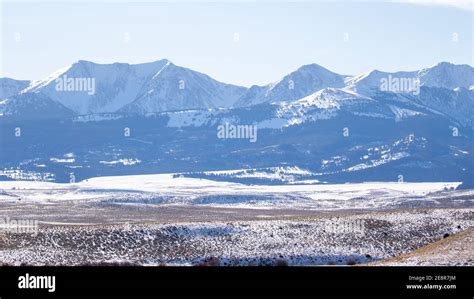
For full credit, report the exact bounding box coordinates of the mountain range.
[1,60,473,118]
[0,59,473,186]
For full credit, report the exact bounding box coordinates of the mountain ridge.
[0,60,472,185]
[1,60,472,123]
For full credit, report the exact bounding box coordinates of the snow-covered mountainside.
[15,59,245,115]
[257,88,388,128]
[1,92,75,119]
[119,62,245,113]
[0,78,30,99]
[164,88,437,130]
[2,60,472,118]
[0,60,472,185]
[410,86,474,127]
[22,60,169,114]
[234,64,346,107]
[345,70,417,95]
[346,62,474,95]
[418,62,474,90]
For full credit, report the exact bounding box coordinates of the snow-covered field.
[0,173,472,266]
[0,173,467,210]
[0,208,472,266]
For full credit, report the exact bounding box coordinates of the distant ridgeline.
[0,60,472,185]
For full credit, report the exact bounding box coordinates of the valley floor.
[0,176,472,266]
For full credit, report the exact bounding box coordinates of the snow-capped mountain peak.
[10,59,245,115]
[417,62,474,90]
[235,63,346,107]
[119,62,247,113]
[345,62,474,96]
[2,60,473,123]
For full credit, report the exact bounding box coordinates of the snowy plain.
[0,172,466,210]
[0,172,472,266]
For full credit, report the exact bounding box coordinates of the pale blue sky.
[1,0,472,86]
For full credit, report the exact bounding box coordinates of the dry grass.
[369,228,474,266]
